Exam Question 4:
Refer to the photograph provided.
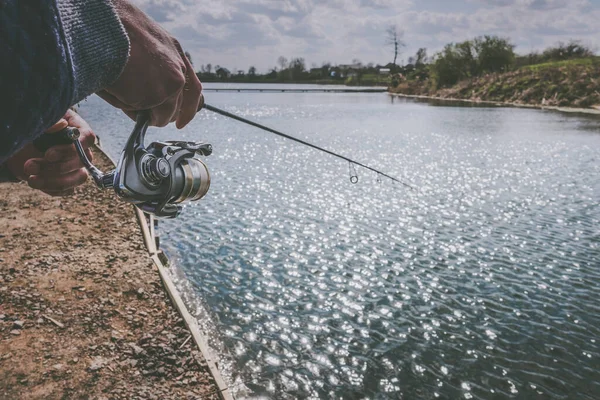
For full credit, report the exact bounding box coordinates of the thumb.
[45,119,68,134]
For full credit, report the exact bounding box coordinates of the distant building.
[378,68,391,75]
[215,67,231,79]
[338,63,362,70]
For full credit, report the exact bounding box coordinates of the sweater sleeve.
[56,0,130,104]
[0,0,129,164]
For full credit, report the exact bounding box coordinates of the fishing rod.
[203,103,415,190]
[53,95,414,219]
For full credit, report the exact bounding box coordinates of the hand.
[97,0,202,128]
[5,110,96,196]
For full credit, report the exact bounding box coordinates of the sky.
[131,0,600,73]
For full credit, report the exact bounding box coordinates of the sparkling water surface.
[79,83,600,399]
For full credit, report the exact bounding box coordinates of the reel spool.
[68,110,211,218]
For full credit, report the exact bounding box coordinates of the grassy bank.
[390,57,600,109]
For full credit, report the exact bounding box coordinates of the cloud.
[130,0,600,72]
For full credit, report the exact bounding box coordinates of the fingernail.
[24,161,40,175]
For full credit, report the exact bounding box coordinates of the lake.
[79,83,600,399]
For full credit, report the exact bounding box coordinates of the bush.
[515,41,594,68]
[429,35,515,89]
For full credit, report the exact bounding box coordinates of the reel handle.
[69,128,114,189]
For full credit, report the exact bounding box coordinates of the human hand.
[97,0,203,128]
[5,110,96,196]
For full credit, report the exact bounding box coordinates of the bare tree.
[277,56,288,70]
[415,48,428,66]
[386,25,405,66]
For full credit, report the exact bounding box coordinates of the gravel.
[0,148,221,399]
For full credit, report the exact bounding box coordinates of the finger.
[28,169,88,192]
[38,158,81,176]
[97,91,137,122]
[46,119,68,133]
[150,95,180,127]
[170,91,184,123]
[44,131,96,162]
[41,148,93,176]
[24,146,92,177]
[63,109,92,131]
[97,90,133,110]
[23,157,44,176]
[176,53,202,129]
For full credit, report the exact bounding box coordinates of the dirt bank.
[390,58,600,111]
[388,92,600,115]
[0,148,220,399]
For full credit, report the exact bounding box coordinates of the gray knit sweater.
[0,0,130,164]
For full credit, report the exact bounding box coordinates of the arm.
[1,0,202,166]
[0,0,129,164]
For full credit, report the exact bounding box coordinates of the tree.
[456,40,477,77]
[415,48,428,67]
[289,57,306,80]
[386,25,405,67]
[542,40,593,61]
[429,42,476,88]
[277,56,288,70]
[248,66,257,77]
[267,68,277,79]
[474,35,515,73]
[429,35,516,89]
[205,63,212,74]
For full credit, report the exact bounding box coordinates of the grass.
[520,57,600,72]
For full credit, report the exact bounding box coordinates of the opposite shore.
[388,92,600,115]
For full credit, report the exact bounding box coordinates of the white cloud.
[130,0,600,72]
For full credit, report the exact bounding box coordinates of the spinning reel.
[33,95,413,220]
[68,110,212,219]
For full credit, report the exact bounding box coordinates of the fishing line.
[203,103,416,191]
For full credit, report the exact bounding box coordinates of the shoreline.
[388,92,600,115]
[0,147,227,399]
[200,79,388,87]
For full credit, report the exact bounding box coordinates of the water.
[79,84,600,399]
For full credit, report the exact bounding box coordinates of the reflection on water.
[80,84,600,399]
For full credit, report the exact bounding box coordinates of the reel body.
[70,111,211,218]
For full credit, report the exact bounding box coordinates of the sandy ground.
[0,148,220,399]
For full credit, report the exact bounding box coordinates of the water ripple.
[80,90,600,399]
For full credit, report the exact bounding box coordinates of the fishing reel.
[68,110,211,219]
